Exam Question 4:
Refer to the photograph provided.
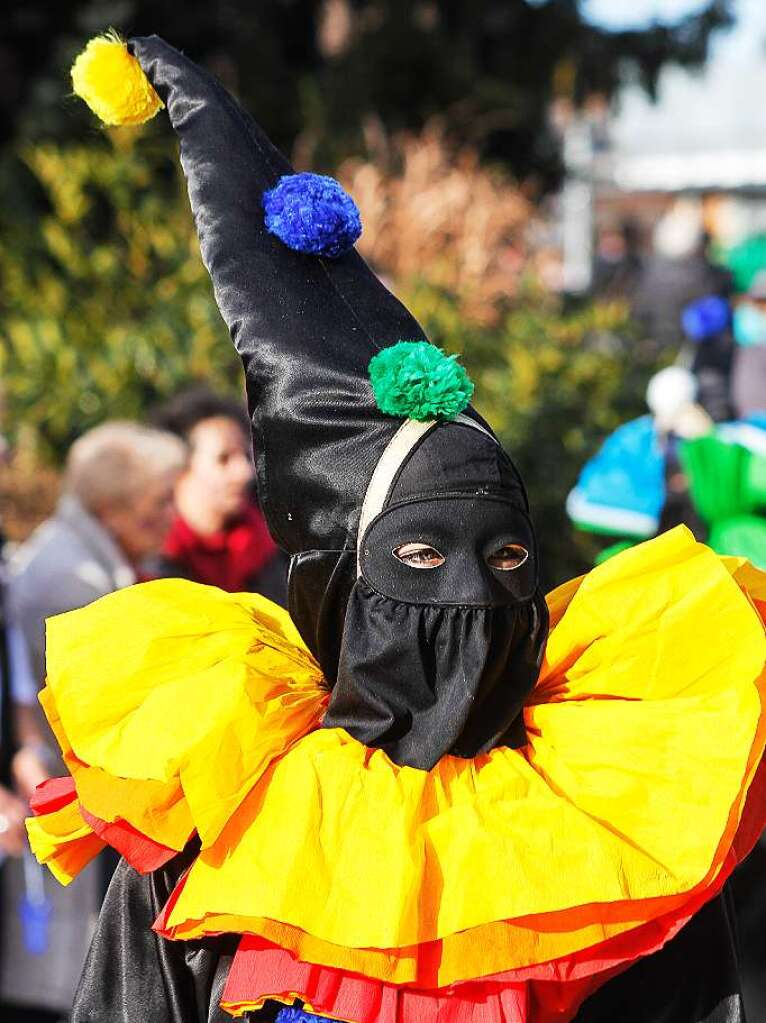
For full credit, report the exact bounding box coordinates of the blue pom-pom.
[369,341,474,421]
[263,173,362,258]
[681,295,730,342]
[276,1008,332,1023]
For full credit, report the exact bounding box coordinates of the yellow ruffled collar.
[28,527,766,987]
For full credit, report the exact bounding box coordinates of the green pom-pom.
[369,341,474,421]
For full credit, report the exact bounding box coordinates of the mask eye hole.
[393,542,446,569]
[487,544,529,571]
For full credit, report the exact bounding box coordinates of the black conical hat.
[129,35,439,554]
[71,34,518,672]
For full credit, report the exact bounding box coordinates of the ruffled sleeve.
[27,579,327,877]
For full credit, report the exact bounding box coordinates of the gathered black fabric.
[324,581,544,768]
[572,891,745,1023]
[71,844,237,1023]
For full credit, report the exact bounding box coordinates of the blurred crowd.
[577,211,766,1019]
[582,208,766,558]
[0,386,286,1022]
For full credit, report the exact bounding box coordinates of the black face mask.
[321,423,549,771]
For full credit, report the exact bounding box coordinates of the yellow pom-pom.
[71,33,163,126]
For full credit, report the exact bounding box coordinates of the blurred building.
[556,3,766,295]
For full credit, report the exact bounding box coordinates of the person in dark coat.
[731,271,766,419]
[681,294,735,423]
[2,421,186,1020]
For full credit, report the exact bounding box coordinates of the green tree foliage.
[0,133,239,457]
[1,0,704,577]
[2,131,656,581]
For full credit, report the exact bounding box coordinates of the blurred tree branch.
[0,0,735,186]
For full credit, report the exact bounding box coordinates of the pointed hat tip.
[71,32,163,126]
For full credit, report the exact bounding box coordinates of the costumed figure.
[568,364,766,568]
[26,34,766,1023]
[566,366,709,563]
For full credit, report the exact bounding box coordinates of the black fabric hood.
[129,35,498,671]
[322,420,548,768]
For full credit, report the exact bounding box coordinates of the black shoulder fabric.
[131,35,430,555]
[287,549,356,682]
[573,891,744,1023]
[72,855,744,1023]
[72,846,237,1023]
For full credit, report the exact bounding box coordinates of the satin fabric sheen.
[72,844,239,1023]
[129,36,509,693]
[131,37,548,770]
[130,35,428,558]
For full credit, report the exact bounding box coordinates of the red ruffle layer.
[30,776,178,874]
[217,759,766,1023]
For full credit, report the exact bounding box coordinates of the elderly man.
[10,421,187,685]
[0,619,37,856]
[1,420,186,1023]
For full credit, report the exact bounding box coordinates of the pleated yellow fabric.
[39,683,194,852]
[43,580,326,848]
[33,527,766,990]
[26,798,103,886]
[158,530,765,959]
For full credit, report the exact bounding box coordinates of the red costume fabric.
[161,502,278,592]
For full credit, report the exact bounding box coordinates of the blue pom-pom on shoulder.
[263,173,362,258]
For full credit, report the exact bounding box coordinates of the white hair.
[65,420,187,512]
